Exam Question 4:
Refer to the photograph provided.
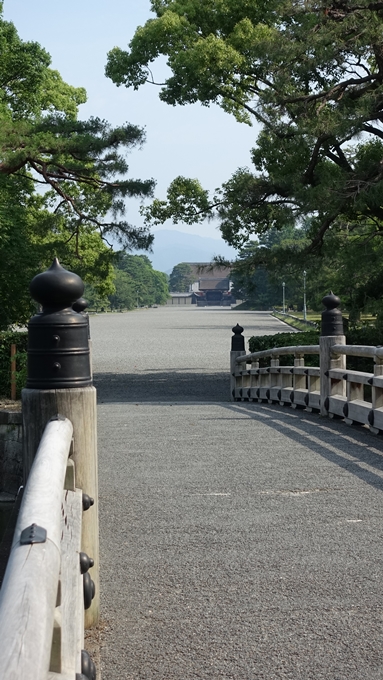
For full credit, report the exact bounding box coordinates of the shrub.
[0,331,28,399]
[248,326,383,373]
[248,331,319,366]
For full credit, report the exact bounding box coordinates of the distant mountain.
[135,229,237,273]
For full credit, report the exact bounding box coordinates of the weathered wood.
[280,387,293,404]
[347,381,364,403]
[372,356,383,410]
[64,459,76,491]
[307,391,321,410]
[230,350,245,401]
[292,388,308,407]
[236,345,320,364]
[22,386,99,628]
[0,418,72,680]
[327,368,347,380]
[346,370,374,384]
[346,399,371,426]
[58,488,84,677]
[291,367,310,375]
[306,368,320,377]
[10,343,16,401]
[328,395,347,418]
[332,344,376,358]
[370,407,383,431]
[332,370,372,385]
[50,609,62,673]
[320,335,346,416]
[269,387,281,402]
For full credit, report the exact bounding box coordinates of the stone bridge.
[92,307,383,679]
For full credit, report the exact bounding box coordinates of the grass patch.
[273,312,319,332]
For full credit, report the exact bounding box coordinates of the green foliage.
[0,7,155,235]
[0,172,119,329]
[248,331,320,366]
[108,270,135,310]
[109,253,169,308]
[273,313,319,332]
[169,262,194,292]
[141,177,210,227]
[248,325,383,372]
[0,331,27,399]
[229,225,312,310]
[0,7,158,329]
[231,264,279,309]
[107,0,383,317]
[0,175,41,329]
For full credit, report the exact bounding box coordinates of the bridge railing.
[230,293,383,434]
[0,416,96,679]
[325,344,383,433]
[0,259,99,679]
[231,344,321,410]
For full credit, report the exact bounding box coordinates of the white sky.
[3,0,258,242]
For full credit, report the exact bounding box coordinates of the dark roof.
[186,263,232,279]
[199,278,230,291]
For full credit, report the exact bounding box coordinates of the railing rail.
[236,345,320,364]
[332,344,379,358]
[0,416,86,679]
[230,313,383,434]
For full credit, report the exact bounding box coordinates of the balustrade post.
[230,324,245,401]
[372,353,383,410]
[320,292,346,417]
[22,258,99,628]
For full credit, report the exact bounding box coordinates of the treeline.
[107,0,383,325]
[86,254,169,310]
[0,5,155,332]
[230,222,383,322]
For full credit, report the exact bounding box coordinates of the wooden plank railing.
[232,345,321,410]
[0,416,88,679]
[231,337,383,434]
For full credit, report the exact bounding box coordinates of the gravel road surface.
[91,307,383,679]
[92,307,288,403]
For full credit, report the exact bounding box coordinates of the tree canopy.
[0,4,158,329]
[106,0,383,270]
[169,262,194,291]
[1,3,155,248]
[108,254,169,309]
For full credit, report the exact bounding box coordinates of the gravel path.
[91,307,383,679]
[91,307,289,402]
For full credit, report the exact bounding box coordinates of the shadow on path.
[94,370,229,402]
[222,401,383,492]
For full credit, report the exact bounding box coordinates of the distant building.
[167,263,236,306]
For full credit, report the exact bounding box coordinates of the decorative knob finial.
[231,324,245,351]
[30,258,84,311]
[321,291,344,337]
[73,297,88,313]
[322,291,341,311]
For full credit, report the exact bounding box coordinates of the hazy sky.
[3,0,258,244]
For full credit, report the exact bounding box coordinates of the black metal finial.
[30,258,84,311]
[321,291,344,336]
[26,258,91,389]
[73,297,91,339]
[231,324,245,351]
[73,297,88,313]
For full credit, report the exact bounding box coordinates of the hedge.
[0,331,28,400]
[248,326,383,373]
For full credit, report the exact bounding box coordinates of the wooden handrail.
[236,345,320,364]
[331,344,377,358]
[0,417,73,680]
